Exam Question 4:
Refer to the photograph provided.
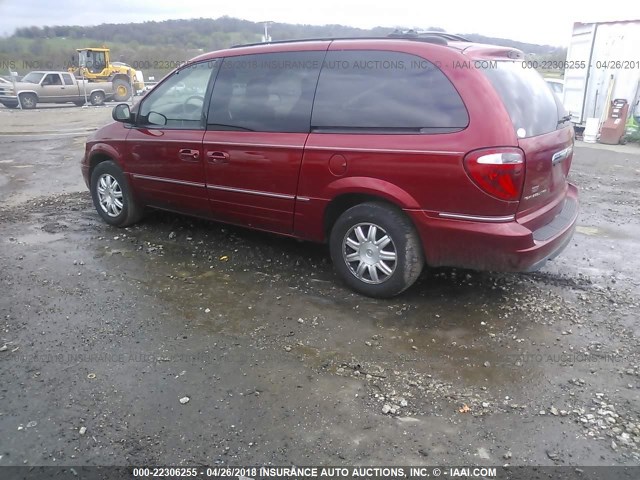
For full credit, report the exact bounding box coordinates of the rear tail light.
[463,147,525,201]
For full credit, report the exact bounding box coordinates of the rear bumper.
[408,183,579,272]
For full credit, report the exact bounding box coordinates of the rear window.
[481,61,565,138]
[312,50,469,133]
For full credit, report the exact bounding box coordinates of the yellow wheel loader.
[69,48,144,102]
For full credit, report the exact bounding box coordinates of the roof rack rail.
[231,32,467,49]
[388,29,470,42]
[231,38,331,48]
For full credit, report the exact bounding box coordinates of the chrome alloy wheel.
[342,223,397,284]
[97,174,124,217]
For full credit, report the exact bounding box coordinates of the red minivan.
[81,32,578,298]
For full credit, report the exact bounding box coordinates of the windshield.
[480,61,567,138]
[22,72,45,84]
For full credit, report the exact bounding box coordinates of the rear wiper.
[558,114,572,125]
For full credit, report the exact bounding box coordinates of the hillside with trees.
[0,16,567,79]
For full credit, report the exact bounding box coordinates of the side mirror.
[148,111,167,126]
[113,103,132,122]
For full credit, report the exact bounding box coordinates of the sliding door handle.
[178,149,200,161]
[207,151,230,164]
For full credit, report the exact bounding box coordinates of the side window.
[138,61,217,129]
[208,51,324,133]
[42,74,62,86]
[88,51,106,73]
[62,74,74,86]
[312,50,469,132]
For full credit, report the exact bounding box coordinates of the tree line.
[1,16,566,80]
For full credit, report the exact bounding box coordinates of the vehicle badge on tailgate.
[552,146,573,166]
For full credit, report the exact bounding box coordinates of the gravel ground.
[0,106,639,473]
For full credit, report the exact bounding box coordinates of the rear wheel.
[90,91,105,106]
[112,78,131,102]
[329,202,424,298]
[90,161,143,227]
[18,93,37,109]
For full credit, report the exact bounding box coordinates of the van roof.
[189,35,524,64]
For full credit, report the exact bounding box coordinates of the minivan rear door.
[480,62,574,225]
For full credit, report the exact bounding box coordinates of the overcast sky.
[1,0,640,46]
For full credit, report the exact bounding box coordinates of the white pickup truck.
[0,71,114,109]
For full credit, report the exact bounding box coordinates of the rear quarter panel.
[295,41,520,242]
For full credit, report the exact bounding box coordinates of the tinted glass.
[62,73,74,86]
[312,50,468,132]
[22,72,44,84]
[481,62,562,138]
[138,61,216,129]
[87,51,106,72]
[208,51,324,133]
[43,74,62,86]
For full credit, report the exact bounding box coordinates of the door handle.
[178,149,200,161]
[207,151,230,164]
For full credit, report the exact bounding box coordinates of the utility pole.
[10,69,22,109]
[78,52,88,106]
[261,21,274,42]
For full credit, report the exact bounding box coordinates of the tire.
[90,161,143,227]
[90,91,105,106]
[112,79,131,102]
[74,100,86,107]
[329,202,424,298]
[18,93,37,109]
[1,102,18,109]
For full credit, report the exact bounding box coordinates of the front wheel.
[90,91,105,106]
[90,161,143,227]
[18,93,37,109]
[329,202,424,298]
